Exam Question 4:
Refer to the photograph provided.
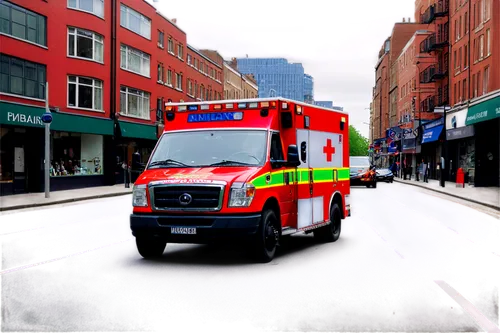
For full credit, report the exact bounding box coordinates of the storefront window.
[50,132,103,177]
[0,127,14,183]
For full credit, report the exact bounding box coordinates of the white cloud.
[147,0,415,138]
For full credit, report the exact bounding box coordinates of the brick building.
[223,60,258,100]
[184,47,223,102]
[0,0,225,196]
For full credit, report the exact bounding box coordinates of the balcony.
[420,0,449,24]
[420,96,436,113]
[420,29,449,53]
[420,64,448,84]
[436,85,449,106]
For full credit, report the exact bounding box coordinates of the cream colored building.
[223,61,258,100]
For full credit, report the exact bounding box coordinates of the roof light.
[200,104,210,110]
[249,102,258,108]
[165,106,174,111]
[261,102,269,107]
[281,102,289,110]
[270,101,277,108]
[178,105,187,112]
[188,105,198,111]
[214,104,222,110]
[238,103,247,109]
[225,103,234,109]
[296,105,302,115]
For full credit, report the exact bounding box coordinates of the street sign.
[41,112,53,124]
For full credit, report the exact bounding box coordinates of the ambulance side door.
[269,131,295,227]
[296,129,313,229]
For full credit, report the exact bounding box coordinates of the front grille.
[152,185,223,211]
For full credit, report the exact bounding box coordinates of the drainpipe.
[111,0,117,122]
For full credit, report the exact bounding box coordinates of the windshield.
[350,156,370,173]
[148,130,268,168]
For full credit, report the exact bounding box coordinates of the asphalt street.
[1,182,499,332]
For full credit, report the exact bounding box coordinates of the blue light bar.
[188,105,198,111]
[187,112,244,123]
[238,103,247,109]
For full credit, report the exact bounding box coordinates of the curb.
[0,191,132,212]
[393,178,500,212]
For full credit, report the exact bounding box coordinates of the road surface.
[1,182,499,332]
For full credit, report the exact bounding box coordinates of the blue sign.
[421,125,444,144]
[41,112,53,124]
[187,112,243,123]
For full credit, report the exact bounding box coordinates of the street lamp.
[40,82,52,198]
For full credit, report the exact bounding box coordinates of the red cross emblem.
[323,139,336,162]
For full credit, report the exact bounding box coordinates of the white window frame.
[167,38,174,54]
[166,69,173,87]
[67,75,103,111]
[120,86,150,120]
[187,54,192,65]
[175,73,182,91]
[486,29,490,56]
[67,27,104,63]
[158,30,164,49]
[120,4,151,40]
[67,0,104,18]
[177,44,183,59]
[483,67,489,94]
[120,44,150,78]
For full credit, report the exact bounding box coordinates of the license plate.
[171,227,197,235]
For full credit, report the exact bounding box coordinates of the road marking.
[435,280,500,333]
[365,223,404,259]
[427,216,441,224]
[0,238,133,276]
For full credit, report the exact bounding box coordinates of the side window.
[270,132,284,161]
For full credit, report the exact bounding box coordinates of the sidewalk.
[394,177,500,211]
[0,184,133,212]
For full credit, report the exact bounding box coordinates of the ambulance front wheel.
[136,236,167,259]
[254,209,280,263]
[314,203,341,242]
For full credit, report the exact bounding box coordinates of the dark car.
[350,156,377,188]
[376,168,394,183]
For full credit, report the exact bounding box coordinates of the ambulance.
[130,98,351,262]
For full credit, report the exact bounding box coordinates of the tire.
[314,203,341,242]
[136,237,166,259]
[372,181,377,188]
[254,209,280,263]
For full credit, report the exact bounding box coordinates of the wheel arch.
[262,196,282,233]
[328,190,344,219]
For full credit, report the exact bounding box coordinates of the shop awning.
[118,120,157,140]
[465,95,500,125]
[0,101,114,135]
[421,125,443,144]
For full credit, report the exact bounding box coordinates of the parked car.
[350,156,377,188]
[376,168,394,183]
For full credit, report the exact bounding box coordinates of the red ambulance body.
[130,98,351,262]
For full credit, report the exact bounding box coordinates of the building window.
[120,4,151,40]
[157,63,164,82]
[120,44,150,77]
[51,132,103,177]
[486,29,490,56]
[177,44,183,59]
[483,67,489,94]
[68,75,103,111]
[0,1,47,46]
[464,43,468,68]
[175,72,182,90]
[167,69,172,86]
[199,61,204,73]
[158,30,164,48]
[120,86,150,119]
[188,80,193,95]
[187,54,192,65]
[463,79,467,100]
[0,54,46,99]
[485,0,491,20]
[464,11,468,33]
[167,37,174,54]
[476,72,481,96]
[67,0,104,17]
[68,27,103,63]
[194,58,199,69]
[479,34,484,59]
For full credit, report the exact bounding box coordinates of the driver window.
[270,132,284,161]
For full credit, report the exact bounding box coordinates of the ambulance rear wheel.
[136,236,166,259]
[254,209,280,263]
[314,203,341,243]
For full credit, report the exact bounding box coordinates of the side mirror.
[286,145,301,167]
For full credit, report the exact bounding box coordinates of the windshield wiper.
[148,159,190,168]
[208,160,253,167]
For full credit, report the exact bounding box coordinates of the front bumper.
[130,213,262,244]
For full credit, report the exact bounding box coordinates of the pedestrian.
[422,159,428,183]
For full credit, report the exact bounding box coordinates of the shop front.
[114,120,158,184]
[465,94,500,187]
[420,117,444,180]
[446,106,475,185]
[0,101,114,196]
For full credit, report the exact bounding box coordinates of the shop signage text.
[6,111,44,127]
[465,95,500,126]
[446,125,475,140]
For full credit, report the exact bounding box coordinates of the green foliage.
[349,125,369,156]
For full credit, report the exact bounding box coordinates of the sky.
[147,0,416,138]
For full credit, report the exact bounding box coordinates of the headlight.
[229,182,256,207]
[132,184,148,207]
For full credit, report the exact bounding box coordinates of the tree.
[349,125,369,156]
